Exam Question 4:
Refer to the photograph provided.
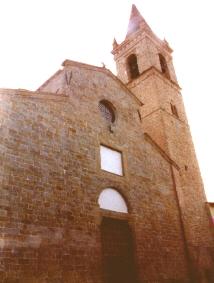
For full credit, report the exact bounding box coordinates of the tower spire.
[126,4,151,38]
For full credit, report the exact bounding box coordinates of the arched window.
[159,53,170,79]
[127,54,140,79]
[98,100,115,124]
[98,188,128,213]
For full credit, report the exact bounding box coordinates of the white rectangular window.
[100,145,123,176]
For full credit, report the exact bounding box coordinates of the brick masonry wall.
[0,64,191,282]
[128,69,214,277]
[112,4,214,280]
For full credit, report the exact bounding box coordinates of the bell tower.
[112,5,189,152]
[113,4,214,280]
[113,5,178,84]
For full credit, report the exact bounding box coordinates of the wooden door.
[101,217,138,283]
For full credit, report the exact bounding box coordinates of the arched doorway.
[98,189,138,283]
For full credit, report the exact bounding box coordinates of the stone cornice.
[112,31,173,59]
[127,66,181,92]
[142,107,188,126]
[62,59,104,72]
[0,88,68,101]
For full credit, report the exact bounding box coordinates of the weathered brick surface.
[0,63,191,282]
[112,4,214,282]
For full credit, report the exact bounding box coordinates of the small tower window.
[99,100,115,124]
[171,103,179,118]
[127,54,140,79]
[159,54,170,79]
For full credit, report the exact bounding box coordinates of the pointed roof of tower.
[126,4,152,38]
[112,4,173,55]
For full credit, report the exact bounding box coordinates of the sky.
[0,0,213,200]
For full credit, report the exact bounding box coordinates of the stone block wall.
[0,64,191,282]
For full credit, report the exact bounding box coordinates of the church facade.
[0,5,213,283]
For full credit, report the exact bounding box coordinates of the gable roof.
[38,59,143,106]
